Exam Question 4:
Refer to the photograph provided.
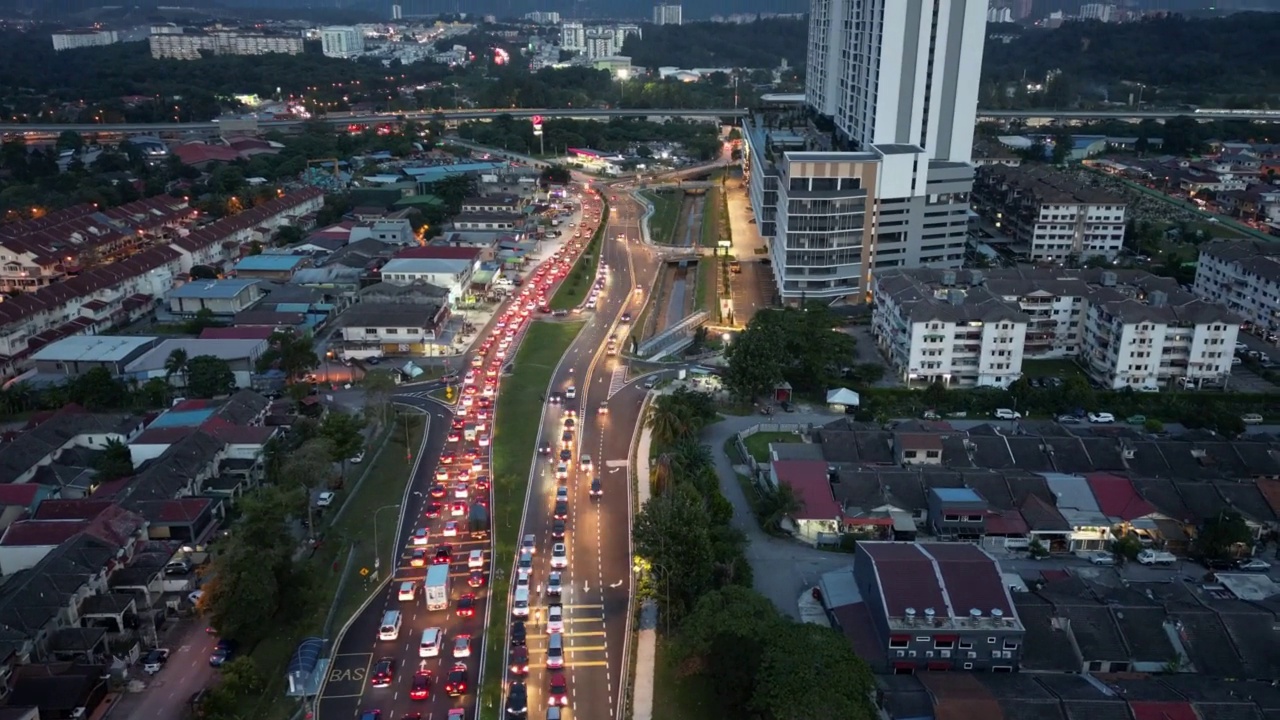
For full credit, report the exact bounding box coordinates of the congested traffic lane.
[504,188,653,720]
[315,188,599,720]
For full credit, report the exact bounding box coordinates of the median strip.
[550,196,611,310]
[480,320,585,720]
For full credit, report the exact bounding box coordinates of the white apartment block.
[320,26,365,58]
[1079,3,1116,21]
[525,11,561,24]
[51,30,119,51]
[584,31,617,59]
[873,267,1239,390]
[149,30,304,60]
[560,22,586,52]
[973,165,1127,262]
[653,4,683,25]
[1194,239,1280,334]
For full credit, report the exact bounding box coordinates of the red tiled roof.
[396,246,482,261]
[199,326,276,340]
[1086,472,1155,521]
[141,497,211,524]
[0,519,88,546]
[771,460,839,521]
[0,483,41,507]
[858,542,1013,620]
[918,673,1003,720]
[923,544,1015,618]
[171,399,213,411]
[32,498,114,521]
[984,509,1029,535]
[1129,702,1198,720]
[172,142,242,166]
[1256,479,1280,516]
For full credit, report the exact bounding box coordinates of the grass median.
[248,414,423,719]
[643,189,682,245]
[550,196,610,310]
[480,320,585,720]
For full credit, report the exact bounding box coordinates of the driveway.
[704,413,853,619]
[110,619,219,720]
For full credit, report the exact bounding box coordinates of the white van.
[397,581,417,602]
[546,632,564,669]
[419,627,444,658]
[512,586,530,617]
[993,408,1021,420]
[378,610,402,641]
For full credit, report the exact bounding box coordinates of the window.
[385,328,398,334]
[988,637,996,644]
[963,662,974,670]
[958,640,972,650]
[1003,640,1019,651]
[364,328,377,334]
[889,637,908,649]
[915,637,929,642]
[904,450,917,459]
[934,639,954,650]
[926,450,940,458]
[944,514,960,522]
[993,666,1013,673]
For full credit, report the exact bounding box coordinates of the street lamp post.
[372,503,402,579]
[633,557,672,635]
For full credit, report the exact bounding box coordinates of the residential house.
[768,460,841,545]
[0,408,143,486]
[349,217,416,246]
[450,213,522,232]
[1041,473,1113,552]
[232,254,312,282]
[927,487,989,540]
[377,257,475,306]
[165,278,264,317]
[460,195,525,214]
[0,484,55,535]
[336,303,449,357]
[0,500,147,575]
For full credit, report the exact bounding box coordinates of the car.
[468,570,486,588]
[621,312,632,322]
[554,500,568,520]
[506,681,529,718]
[551,543,568,569]
[548,392,563,404]
[450,501,468,517]
[561,429,573,446]
[1243,413,1265,425]
[1238,559,1272,572]
[424,501,443,519]
[556,463,568,479]
[350,450,365,464]
[563,417,576,429]
[370,657,395,688]
[598,402,609,415]
[455,482,471,499]
[590,478,603,497]
[521,534,537,555]
[509,646,530,675]
[1087,552,1117,566]
[478,434,491,447]
[410,548,428,567]
[444,587,476,619]
[447,430,461,442]
[142,648,170,674]
[548,673,569,706]
[556,486,569,502]
[433,545,453,564]
[468,549,485,569]
[443,521,460,538]
[453,633,473,657]
[361,711,381,720]
[209,638,238,667]
[447,710,465,720]
[538,442,551,455]
[547,572,563,596]
[547,604,564,634]
[993,408,1021,420]
[580,455,592,472]
[412,527,430,545]
[445,663,468,696]
[510,620,527,647]
[409,671,432,700]
[316,491,336,508]
[559,449,572,462]
[429,484,447,498]
[565,386,577,399]
[1088,412,1116,424]
[440,452,455,465]
[435,468,450,483]
[1056,415,1083,424]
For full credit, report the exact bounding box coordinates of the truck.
[424,565,450,611]
[1137,550,1177,566]
[469,502,490,540]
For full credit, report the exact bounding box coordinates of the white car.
[316,491,336,508]
[993,408,1021,420]
[350,450,365,464]
[142,648,170,674]
[1087,552,1117,566]
[555,486,569,502]
[443,521,459,537]
[580,455,593,472]
[565,386,577,400]
[1238,559,1272,572]
[453,634,472,658]
[547,604,564,633]
[551,543,568,569]
[412,528,430,546]
[547,571,563,596]
[468,549,485,569]
[521,534,537,555]
[1087,412,1116,424]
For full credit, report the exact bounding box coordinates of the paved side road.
[703,414,852,619]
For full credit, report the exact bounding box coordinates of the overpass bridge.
[977,109,1280,121]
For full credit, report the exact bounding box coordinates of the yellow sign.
[359,567,370,577]
[446,387,455,400]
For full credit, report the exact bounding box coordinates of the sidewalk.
[632,396,656,720]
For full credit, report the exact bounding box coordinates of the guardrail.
[636,311,709,358]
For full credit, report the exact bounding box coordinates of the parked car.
[1237,558,1272,572]
[1087,412,1116,424]
[1087,552,1117,566]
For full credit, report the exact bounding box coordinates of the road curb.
[618,388,653,720]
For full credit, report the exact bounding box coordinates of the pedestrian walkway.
[607,365,628,398]
[632,600,659,720]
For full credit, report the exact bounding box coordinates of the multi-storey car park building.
[1194,239,1280,336]
[872,267,1240,390]
[972,165,1128,262]
[743,0,987,304]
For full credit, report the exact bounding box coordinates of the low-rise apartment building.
[873,267,1239,390]
[1194,239,1280,334]
[972,165,1127,262]
[149,29,304,59]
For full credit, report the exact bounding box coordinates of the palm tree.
[646,399,690,448]
[759,482,801,534]
[668,440,712,481]
[164,348,188,388]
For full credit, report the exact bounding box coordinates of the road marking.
[604,460,628,468]
[607,366,627,397]
[565,660,610,667]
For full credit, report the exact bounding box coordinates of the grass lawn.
[653,638,719,720]
[700,187,723,248]
[247,416,423,720]
[1020,359,1087,378]
[741,431,801,463]
[694,257,718,316]
[550,198,610,311]
[480,320,584,720]
[644,189,682,245]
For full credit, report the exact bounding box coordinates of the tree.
[255,330,319,379]
[362,370,399,427]
[320,411,366,466]
[95,438,134,482]
[646,389,716,448]
[201,487,297,643]
[55,130,83,154]
[540,165,572,185]
[751,623,876,720]
[725,306,855,400]
[1051,128,1074,165]
[198,656,266,720]
[1196,510,1253,560]
[755,481,800,533]
[164,347,189,386]
[280,437,335,529]
[186,355,236,398]
[65,367,130,410]
[633,485,718,623]
[675,587,788,715]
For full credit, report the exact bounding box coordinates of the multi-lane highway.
[504,188,659,720]
[314,190,602,720]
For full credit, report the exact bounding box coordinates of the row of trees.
[619,19,808,71]
[456,115,724,160]
[723,304,857,401]
[639,389,874,719]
